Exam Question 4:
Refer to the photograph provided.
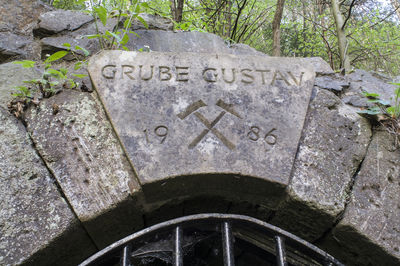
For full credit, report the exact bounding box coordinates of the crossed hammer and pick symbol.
[177,99,242,150]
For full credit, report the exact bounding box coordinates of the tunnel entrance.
[80,214,343,266]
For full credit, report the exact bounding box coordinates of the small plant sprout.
[358,83,400,147]
[9,46,89,119]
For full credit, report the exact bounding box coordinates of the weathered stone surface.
[24,90,143,247]
[0,0,51,36]
[315,74,349,93]
[272,88,371,241]
[35,10,93,37]
[131,13,174,31]
[0,0,48,63]
[343,69,397,107]
[0,62,40,109]
[41,26,260,58]
[0,32,34,62]
[41,34,97,57]
[229,43,269,56]
[126,30,258,55]
[89,51,315,207]
[300,57,334,75]
[323,130,400,265]
[0,107,96,265]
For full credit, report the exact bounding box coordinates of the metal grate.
[80,213,344,266]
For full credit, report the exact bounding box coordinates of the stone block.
[0,107,96,265]
[0,0,51,36]
[88,51,315,209]
[131,13,174,31]
[24,90,143,248]
[343,69,397,108]
[0,62,40,109]
[126,30,257,55]
[271,89,371,240]
[324,130,400,265]
[35,10,93,37]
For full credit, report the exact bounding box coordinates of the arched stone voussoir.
[24,90,144,248]
[0,107,96,266]
[272,88,372,241]
[271,88,371,241]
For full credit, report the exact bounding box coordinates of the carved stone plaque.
[89,51,315,203]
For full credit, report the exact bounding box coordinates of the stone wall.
[0,2,399,265]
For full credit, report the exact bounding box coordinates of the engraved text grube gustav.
[101,64,305,86]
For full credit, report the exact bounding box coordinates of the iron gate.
[80,213,343,266]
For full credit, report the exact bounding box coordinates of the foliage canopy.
[45,0,400,76]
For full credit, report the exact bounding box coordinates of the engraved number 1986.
[144,125,168,144]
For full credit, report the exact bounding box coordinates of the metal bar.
[275,235,287,266]
[174,226,183,266]
[121,244,131,266]
[222,221,235,266]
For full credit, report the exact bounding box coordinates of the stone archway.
[0,6,399,265]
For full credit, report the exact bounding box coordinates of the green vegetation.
[359,83,400,146]
[87,0,148,50]
[9,45,88,118]
[42,0,400,76]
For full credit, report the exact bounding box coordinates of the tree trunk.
[170,0,185,23]
[272,0,285,56]
[390,0,400,20]
[331,0,351,71]
[170,0,177,21]
[176,0,185,23]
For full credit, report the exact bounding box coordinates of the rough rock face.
[343,69,397,107]
[34,10,94,37]
[272,88,372,241]
[0,108,96,266]
[0,62,40,109]
[0,0,50,36]
[0,0,51,61]
[131,13,174,31]
[322,130,400,265]
[126,30,263,55]
[24,90,143,247]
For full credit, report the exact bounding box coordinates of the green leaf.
[13,86,31,97]
[395,87,400,98]
[45,51,69,63]
[137,16,148,29]
[62,43,71,48]
[72,73,88,78]
[13,60,36,68]
[46,69,66,79]
[362,91,380,98]
[386,106,396,115]
[94,6,108,26]
[49,81,59,87]
[140,2,149,9]
[123,18,131,28]
[60,68,68,75]
[106,30,121,42]
[120,33,129,45]
[367,98,390,105]
[122,46,129,51]
[357,106,381,115]
[85,34,102,39]
[74,62,83,70]
[74,45,90,56]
